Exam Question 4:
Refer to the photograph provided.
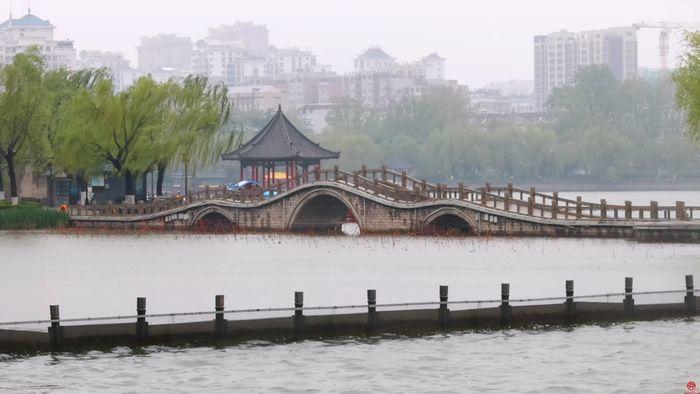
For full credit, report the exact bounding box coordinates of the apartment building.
[534,27,637,111]
[137,34,192,72]
[0,12,76,69]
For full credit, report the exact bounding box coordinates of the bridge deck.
[66,167,700,240]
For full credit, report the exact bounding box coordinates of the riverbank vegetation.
[0,48,235,204]
[0,201,68,229]
[313,64,697,184]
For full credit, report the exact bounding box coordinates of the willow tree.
[62,76,168,203]
[0,49,48,204]
[674,32,700,141]
[146,75,234,196]
[42,68,109,204]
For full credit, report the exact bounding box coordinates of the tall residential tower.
[534,26,638,111]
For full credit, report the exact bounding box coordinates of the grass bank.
[0,201,69,229]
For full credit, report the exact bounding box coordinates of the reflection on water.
[0,222,699,391]
[0,320,698,392]
[0,233,698,323]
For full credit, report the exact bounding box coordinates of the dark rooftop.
[222,106,340,162]
[360,47,393,60]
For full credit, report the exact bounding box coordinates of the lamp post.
[184,159,189,202]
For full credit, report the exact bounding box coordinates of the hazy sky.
[10,0,700,87]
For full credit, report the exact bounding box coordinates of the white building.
[353,47,396,74]
[225,56,266,86]
[265,46,317,79]
[345,48,448,107]
[0,12,76,69]
[78,50,134,91]
[78,50,130,71]
[419,53,445,80]
[228,85,284,112]
[298,103,342,134]
[137,34,192,72]
[207,22,268,58]
[534,27,638,111]
[470,88,535,114]
[192,38,247,83]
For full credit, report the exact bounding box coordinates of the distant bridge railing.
[68,165,700,222]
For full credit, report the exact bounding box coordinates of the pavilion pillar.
[263,165,267,188]
[303,166,308,183]
[240,165,244,182]
[267,165,272,188]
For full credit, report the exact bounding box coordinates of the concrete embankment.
[0,301,696,353]
[1,278,697,353]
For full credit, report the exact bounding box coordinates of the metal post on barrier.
[565,280,575,320]
[367,289,378,334]
[439,285,450,328]
[624,278,634,317]
[136,297,148,341]
[500,283,511,326]
[686,275,696,314]
[293,291,305,337]
[215,295,226,338]
[48,305,62,347]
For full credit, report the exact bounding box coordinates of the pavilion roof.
[222,106,340,162]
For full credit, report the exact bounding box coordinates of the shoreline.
[454,180,700,192]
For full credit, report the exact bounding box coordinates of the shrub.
[0,203,69,229]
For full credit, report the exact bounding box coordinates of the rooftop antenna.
[9,0,12,19]
[27,0,29,14]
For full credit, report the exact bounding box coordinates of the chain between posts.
[1,288,696,327]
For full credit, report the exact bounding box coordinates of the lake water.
[1,190,700,392]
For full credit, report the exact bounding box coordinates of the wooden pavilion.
[222,106,340,188]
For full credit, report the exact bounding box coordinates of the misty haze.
[0,1,699,392]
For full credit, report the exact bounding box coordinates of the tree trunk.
[141,172,147,201]
[0,163,4,200]
[124,170,135,204]
[156,162,167,197]
[75,173,88,206]
[5,153,18,204]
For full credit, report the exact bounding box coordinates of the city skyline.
[4,0,698,88]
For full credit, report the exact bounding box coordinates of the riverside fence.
[0,275,697,352]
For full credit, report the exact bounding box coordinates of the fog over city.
[3,1,700,391]
[12,0,700,87]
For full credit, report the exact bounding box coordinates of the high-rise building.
[192,38,247,83]
[0,12,76,70]
[207,22,269,57]
[265,46,317,79]
[78,50,130,71]
[137,34,192,72]
[78,50,134,91]
[344,48,450,107]
[534,27,637,111]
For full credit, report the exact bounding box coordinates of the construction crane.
[633,21,700,70]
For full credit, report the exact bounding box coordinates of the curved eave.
[222,152,340,162]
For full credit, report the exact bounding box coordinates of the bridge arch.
[286,188,363,233]
[423,207,479,236]
[190,206,236,232]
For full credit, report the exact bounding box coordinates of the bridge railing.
[68,198,188,218]
[68,166,699,222]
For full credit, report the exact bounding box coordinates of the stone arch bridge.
[70,167,700,240]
